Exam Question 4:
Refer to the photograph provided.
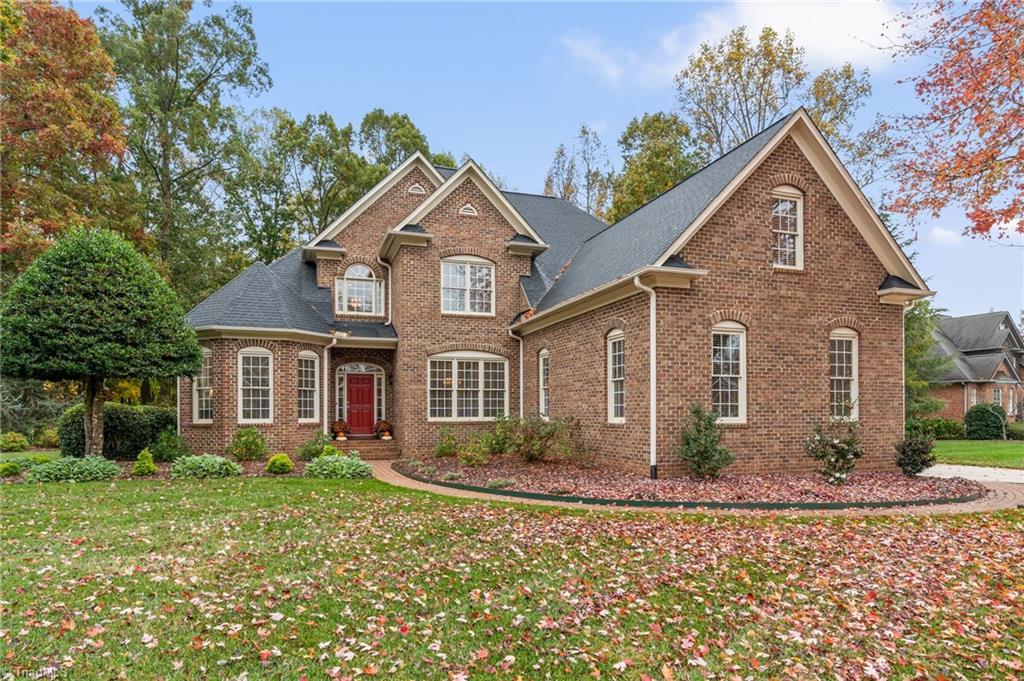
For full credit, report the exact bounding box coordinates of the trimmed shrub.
[458,435,490,467]
[1008,421,1024,441]
[131,448,157,477]
[0,461,21,477]
[150,429,190,462]
[57,402,175,459]
[674,403,734,479]
[304,454,372,479]
[27,456,120,483]
[0,431,30,452]
[510,417,576,463]
[225,427,268,461]
[805,419,862,485]
[906,417,964,440]
[170,455,242,479]
[434,427,459,457]
[33,428,59,449]
[894,436,936,476]
[266,453,294,475]
[296,432,333,461]
[965,403,1006,440]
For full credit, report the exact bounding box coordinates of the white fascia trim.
[393,160,548,246]
[652,109,928,291]
[307,151,444,247]
[195,325,335,343]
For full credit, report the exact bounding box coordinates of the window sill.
[238,420,273,426]
[772,265,805,273]
[440,311,496,319]
[298,418,320,424]
[717,420,747,428]
[606,419,626,426]
[428,417,501,423]
[191,420,213,427]
[335,311,385,318]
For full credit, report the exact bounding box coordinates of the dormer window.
[336,264,383,315]
[771,186,803,270]
[407,182,426,195]
[459,203,478,217]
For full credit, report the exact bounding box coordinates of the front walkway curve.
[923,463,1024,484]
[371,461,1024,517]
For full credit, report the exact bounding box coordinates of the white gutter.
[633,276,658,479]
[322,336,338,434]
[508,326,524,417]
[377,256,394,326]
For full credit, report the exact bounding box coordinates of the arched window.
[336,264,383,315]
[829,328,859,419]
[428,351,507,421]
[538,349,550,419]
[238,346,273,424]
[336,363,385,423]
[771,185,804,270]
[606,330,625,423]
[441,255,494,316]
[711,321,746,423]
[297,350,319,423]
[192,348,213,423]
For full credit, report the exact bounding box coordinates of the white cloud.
[561,1,900,89]
[928,226,962,246]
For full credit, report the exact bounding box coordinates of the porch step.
[338,438,400,460]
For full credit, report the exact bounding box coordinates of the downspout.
[323,335,338,435]
[377,256,393,327]
[175,377,181,436]
[508,326,523,417]
[633,276,657,479]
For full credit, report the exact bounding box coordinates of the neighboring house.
[181,109,931,476]
[929,311,1023,421]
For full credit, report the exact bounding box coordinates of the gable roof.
[931,311,1023,383]
[937,311,1023,352]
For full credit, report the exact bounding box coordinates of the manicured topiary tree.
[1,228,202,457]
[964,403,1006,440]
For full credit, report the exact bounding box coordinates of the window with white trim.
[459,203,478,217]
[192,348,213,423]
[441,256,494,315]
[297,351,319,422]
[407,182,426,195]
[971,386,978,406]
[829,328,859,419]
[771,186,803,269]
[993,387,1002,406]
[607,331,625,423]
[336,264,383,315]
[335,363,385,422]
[428,351,507,421]
[711,322,746,423]
[539,349,550,419]
[238,347,273,423]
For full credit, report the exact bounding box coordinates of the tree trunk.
[140,378,153,405]
[83,376,104,457]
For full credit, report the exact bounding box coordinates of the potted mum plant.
[331,419,350,441]
[374,419,393,440]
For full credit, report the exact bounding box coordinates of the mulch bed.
[395,455,986,505]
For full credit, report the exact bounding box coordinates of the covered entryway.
[336,362,386,435]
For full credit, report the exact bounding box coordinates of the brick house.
[929,312,1023,421]
[180,109,932,476]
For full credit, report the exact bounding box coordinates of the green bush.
[486,478,514,489]
[170,455,242,479]
[131,448,157,477]
[674,403,734,479]
[150,429,190,462]
[434,427,459,457]
[296,432,333,461]
[266,453,294,475]
[27,456,120,483]
[1007,421,1024,441]
[0,461,21,477]
[906,417,964,440]
[57,402,176,459]
[304,454,372,479]
[33,427,60,449]
[894,436,936,476]
[225,427,268,461]
[458,435,490,467]
[489,415,519,454]
[965,403,1006,440]
[0,431,30,452]
[805,419,862,485]
[1,453,57,472]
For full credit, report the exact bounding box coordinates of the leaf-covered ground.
[2,479,1021,680]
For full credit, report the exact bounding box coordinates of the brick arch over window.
[766,172,810,194]
[825,316,863,334]
[338,256,384,279]
[437,246,498,261]
[708,310,753,328]
[603,318,630,336]
[425,342,510,359]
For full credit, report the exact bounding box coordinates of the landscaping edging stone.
[395,467,987,511]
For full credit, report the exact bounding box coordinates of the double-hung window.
[238,347,273,423]
[711,322,746,423]
[829,328,859,419]
[441,256,494,315]
[606,331,625,423]
[428,351,507,420]
[193,348,213,423]
[297,351,319,422]
[337,264,383,315]
[993,387,1002,406]
[538,349,550,419]
[771,186,803,269]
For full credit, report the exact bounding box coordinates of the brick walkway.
[372,461,1024,517]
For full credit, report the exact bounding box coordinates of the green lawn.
[2,479,1021,679]
[0,449,59,463]
[933,439,1024,469]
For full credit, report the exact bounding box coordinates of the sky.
[75,1,1022,319]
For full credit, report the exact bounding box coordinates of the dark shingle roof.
[930,312,1023,383]
[879,275,920,291]
[937,312,1017,351]
[533,113,794,311]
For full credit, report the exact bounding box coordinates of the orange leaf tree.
[888,0,1024,236]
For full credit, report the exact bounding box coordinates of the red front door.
[346,374,375,434]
